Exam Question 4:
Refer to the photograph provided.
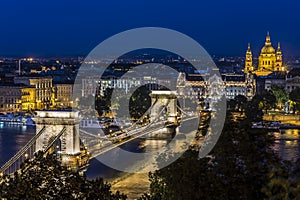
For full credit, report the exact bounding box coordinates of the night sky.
[0,0,300,57]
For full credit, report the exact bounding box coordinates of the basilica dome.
[261,45,275,54]
[260,33,275,54]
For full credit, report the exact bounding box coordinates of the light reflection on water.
[139,139,168,152]
[1,124,300,178]
[272,129,300,161]
[85,137,174,180]
[0,124,172,180]
[0,124,36,166]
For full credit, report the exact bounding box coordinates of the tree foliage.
[0,152,126,200]
[129,86,151,119]
[290,87,300,113]
[259,90,276,113]
[271,85,289,110]
[140,113,287,200]
[234,95,248,113]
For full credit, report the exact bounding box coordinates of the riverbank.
[263,113,300,125]
[111,172,149,200]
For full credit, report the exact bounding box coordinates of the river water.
[272,129,300,161]
[0,123,171,180]
[0,124,299,180]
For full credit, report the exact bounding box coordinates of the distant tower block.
[150,91,178,124]
[34,111,81,167]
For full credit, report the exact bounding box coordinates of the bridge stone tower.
[34,111,81,168]
[150,91,178,125]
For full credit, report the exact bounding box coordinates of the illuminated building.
[0,85,23,112]
[0,85,38,113]
[179,70,256,101]
[82,75,171,98]
[244,43,254,73]
[285,68,300,92]
[54,83,73,108]
[14,76,53,110]
[245,32,286,76]
[21,87,36,111]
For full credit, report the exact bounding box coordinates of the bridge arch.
[34,111,82,168]
[150,90,178,125]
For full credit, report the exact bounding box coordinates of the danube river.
[1,124,300,177]
[272,129,300,161]
[0,123,170,180]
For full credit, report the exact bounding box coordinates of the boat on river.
[251,121,281,130]
[280,123,300,129]
[0,113,35,126]
[80,118,103,129]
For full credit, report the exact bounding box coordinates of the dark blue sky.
[0,0,300,57]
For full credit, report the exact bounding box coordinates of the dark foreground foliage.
[0,152,126,200]
[140,112,300,200]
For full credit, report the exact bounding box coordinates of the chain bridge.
[0,90,198,175]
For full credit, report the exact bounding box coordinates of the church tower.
[275,42,284,71]
[258,32,276,72]
[244,43,254,73]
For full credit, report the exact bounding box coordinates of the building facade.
[0,85,23,113]
[244,33,286,76]
[21,87,36,111]
[178,71,256,102]
[54,83,73,108]
[14,76,53,110]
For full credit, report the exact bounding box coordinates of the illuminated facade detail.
[14,76,53,110]
[34,111,88,170]
[21,87,36,111]
[244,43,254,73]
[245,73,256,98]
[176,72,186,96]
[206,74,225,105]
[245,32,286,76]
[258,32,277,71]
[286,76,300,92]
[251,68,300,95]
[30,77,53,110]
[82,76,171,98]
[183,73,256,101]
[0,86,23,112]
[150,91,178,124]
[54,84,73,108]
[275,42,283,71]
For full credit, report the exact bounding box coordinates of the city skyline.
[2,1,300,200]
[0,0,300,57]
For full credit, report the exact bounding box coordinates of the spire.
[277,42,282,56]
[265,31,271,45]
[247,43,252,54]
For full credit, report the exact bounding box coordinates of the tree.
[0,152,127,199]
[95,88,113,116]
[129,86,151,120]
[234,95,248,113]
[271,85,289,110]
[245,95,263,122]
[290,87,300,113]
[140,114,282,200]
[259,90,276,114]
[227,99,237,111]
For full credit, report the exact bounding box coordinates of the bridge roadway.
[80,115,199,159]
